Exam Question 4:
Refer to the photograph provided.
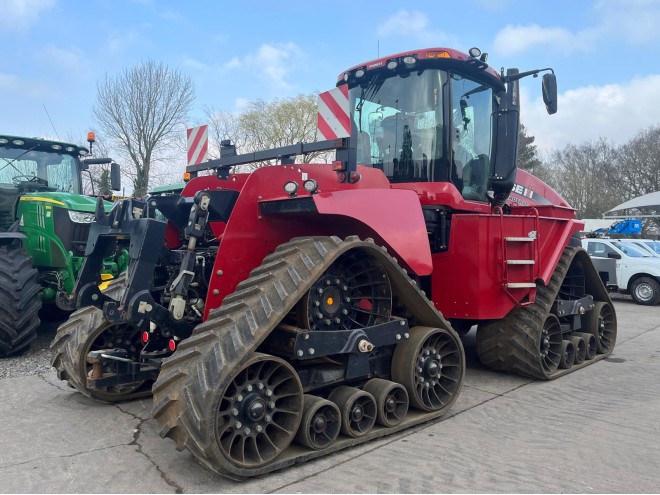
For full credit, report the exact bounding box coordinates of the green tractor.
[0,134,127,356]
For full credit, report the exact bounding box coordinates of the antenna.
[42,104,60,140]
[377,40,380,58]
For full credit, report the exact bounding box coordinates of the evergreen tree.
[517,123,541,171]
[97,168,111,196]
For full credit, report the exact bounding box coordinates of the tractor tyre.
[0,241,41,357]
[50,276,146,402]
[629,277,660,306]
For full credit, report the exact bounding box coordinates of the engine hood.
[19,192,114,213]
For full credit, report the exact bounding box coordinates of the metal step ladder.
[497,208,540,305]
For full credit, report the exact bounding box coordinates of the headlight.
[68,210,96,223]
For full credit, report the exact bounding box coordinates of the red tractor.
[52,46,616,478]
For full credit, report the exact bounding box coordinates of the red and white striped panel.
[316,85,351,140]
[187,124,208,167]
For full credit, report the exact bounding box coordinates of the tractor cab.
[339,47,557,206]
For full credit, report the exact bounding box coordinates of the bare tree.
[205,94,332,170]
[547,138,620,219]
[93,60,195,197]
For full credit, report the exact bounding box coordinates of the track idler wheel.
[328,386,376,438]
[582,301,616,354]
[215,353,303,469]
[570,336,586,364]
[391,326,464,412]
[295,395,341,450]
[559,340,575,369]
[363,378,409,427]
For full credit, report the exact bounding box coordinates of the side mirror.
[607,252,622,260]
[542,73,558,115]
[110,162,121,191]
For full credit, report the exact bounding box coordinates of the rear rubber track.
[476,246,616,379]
[0,242,41,357]
[152,235,463,479]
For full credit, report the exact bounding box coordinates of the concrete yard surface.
[0,298,658,493]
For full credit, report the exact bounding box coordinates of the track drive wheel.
[0,242,41,357]
[328,386,376,438]
[295,395,341,450]
[391,326,464,412]
[559,340,575,369]
[215,353,303,469]
[582,301,616,353]
[363,378,409,427]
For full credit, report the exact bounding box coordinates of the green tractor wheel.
[0,241,42,357]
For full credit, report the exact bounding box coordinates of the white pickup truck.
[582,238,660,305]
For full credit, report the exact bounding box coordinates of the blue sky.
[3,0,660,157]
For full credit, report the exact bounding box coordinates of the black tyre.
[559,340,575,369]
[0,242,41,357]
[328,386,377,438]
[573,332,597,360]
[570,336,586,364]
[582,301,616,354]
[295,395,341,450]
[629,277,660,306]
[50,276,146,402]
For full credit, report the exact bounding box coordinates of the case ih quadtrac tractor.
[52,47,617,478]
[0,134,124,356]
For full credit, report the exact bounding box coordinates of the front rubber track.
[476,246,616,379]
[152,236,462,479]
[0,243,41,357]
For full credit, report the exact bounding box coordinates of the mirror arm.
[503,67,554,84]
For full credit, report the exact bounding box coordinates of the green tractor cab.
[0,134,127,356]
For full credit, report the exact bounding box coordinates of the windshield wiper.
[0,146,38,176]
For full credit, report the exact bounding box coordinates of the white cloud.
[377,10,455,46]
[183,57,207,71]
[40,45,84,71]
[595,0,660,45]
[0,72,52,98]
[493,24,596,56]
[493,1,660,57]
[226,43,303,89]
[520,75,660,154]
[0,0,55,30]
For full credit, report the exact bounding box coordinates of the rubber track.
[0,244,41,357]
[50,276,151,401]
[152,236,463,479]
[476,246,616,379]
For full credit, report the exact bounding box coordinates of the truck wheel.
[0,242,41,357]
[630,277,660,305]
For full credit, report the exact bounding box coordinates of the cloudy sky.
[2,0,660,158]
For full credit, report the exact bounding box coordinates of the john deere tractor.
[0,134,126,356]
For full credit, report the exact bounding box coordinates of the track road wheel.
[539,315,562,375]
[391,326,464,412]
[215,353,303,469]
[295,395,341,450]
[582,301,616,354]
[363,378,409,427]
[630,277,660,306]
[0,242,41,357]
[559,340,575,369]
[50,277,145,402]
[328,386,376,438]
[570,336,586,364]
[573,332,597,360]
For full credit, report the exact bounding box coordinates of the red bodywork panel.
[180,165,432,320]
[176,164,581,323]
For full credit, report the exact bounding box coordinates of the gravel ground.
[0,313,59,379]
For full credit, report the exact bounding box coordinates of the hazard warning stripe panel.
[187,125,209,166]
[316,86,351,140]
